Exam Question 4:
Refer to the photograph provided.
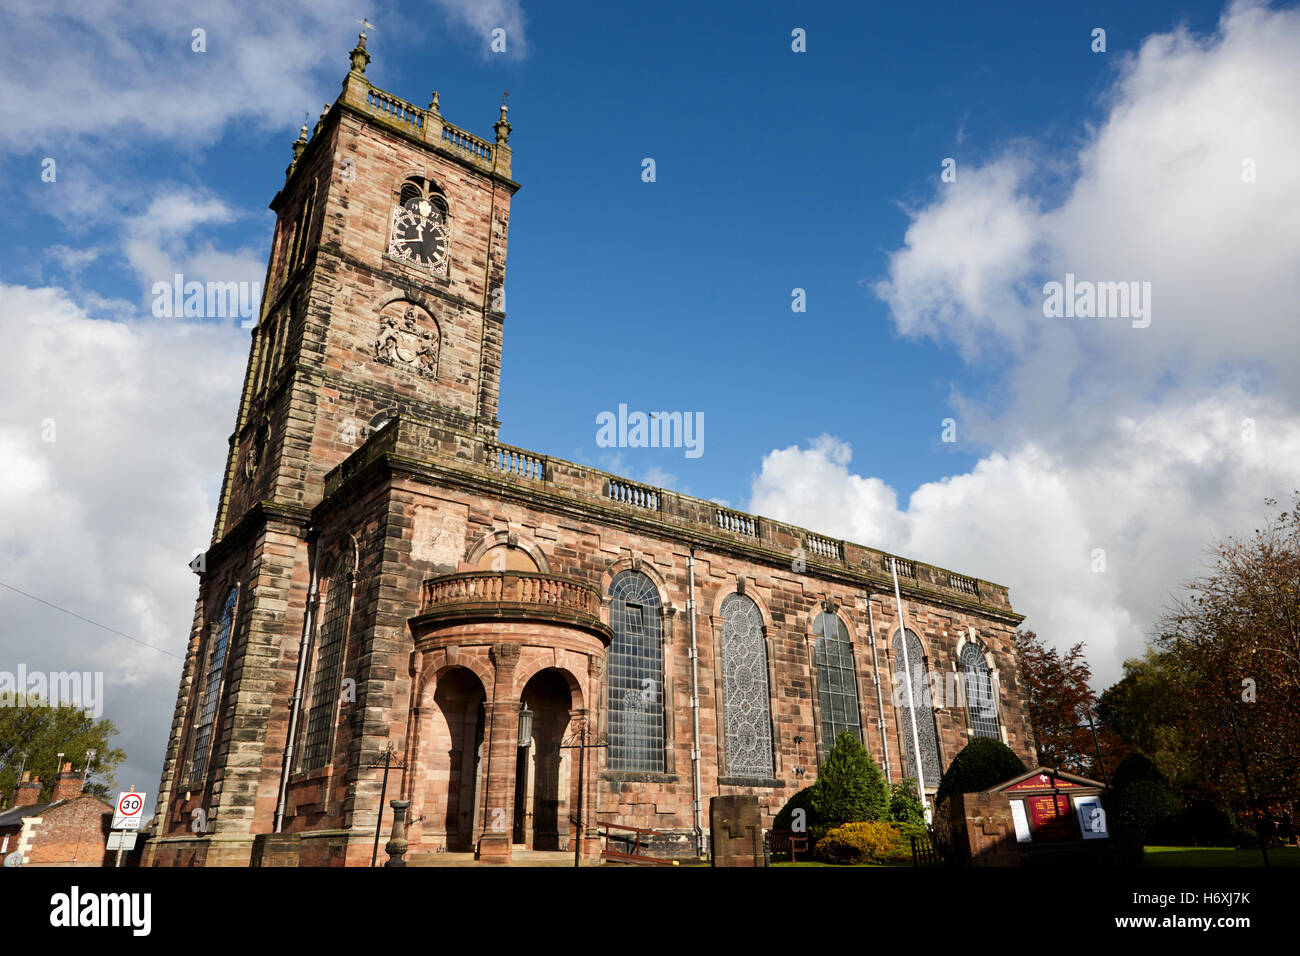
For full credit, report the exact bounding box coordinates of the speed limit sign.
[112,791,147,831]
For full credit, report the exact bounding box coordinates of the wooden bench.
[768,829,809,862]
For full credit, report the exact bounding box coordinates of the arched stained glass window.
[720,594,773,778]
[189,588,237,783]
[607,571,664,772]
[893,628,941,784]
[813,611,861,751]
[961,643,1000,739]
[301,557,354,771]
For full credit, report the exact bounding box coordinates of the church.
[143,35,1036,866]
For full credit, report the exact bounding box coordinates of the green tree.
[809,730,889,824]
[888,778,926,827]
[0,695,126,806]
[1096,648,1190,789]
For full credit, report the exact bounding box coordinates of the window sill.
[601,771,679,784]
[718,776,786,789]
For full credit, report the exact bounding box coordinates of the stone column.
[582,656,605,863]
[479,642,521,864]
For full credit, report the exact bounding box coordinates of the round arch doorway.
[514,669,575,851]
[430,667,487,852]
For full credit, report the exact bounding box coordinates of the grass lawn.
[771,859,910,867]
[1142,845,1300,867]
[769,847,1299,867]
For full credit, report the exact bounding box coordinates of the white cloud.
[874,0,1300,424]
[758,1,1300,687]
[0,281,246,794]
[431,0,528,58]
[120,189,269,310]
[44,245,102,274]
[751,394,1300,687]
[0,0,361,153]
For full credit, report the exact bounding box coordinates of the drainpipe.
[275,526,321,833]
[686,547,705,857]
[891,558,931,823]
[864,595,892,784]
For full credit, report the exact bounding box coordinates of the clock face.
[388,199,449,274]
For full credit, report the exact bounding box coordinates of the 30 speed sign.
[112,791,147,830]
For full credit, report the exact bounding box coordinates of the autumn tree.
[1154,493,1300,826]
[1013,629,1125,779]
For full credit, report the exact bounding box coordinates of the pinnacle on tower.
[349,31,371,75]
[494,92,511,145]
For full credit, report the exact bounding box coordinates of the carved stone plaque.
[374,301,438,379]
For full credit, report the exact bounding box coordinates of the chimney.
[53,762,85,801]
[13,772,42,807]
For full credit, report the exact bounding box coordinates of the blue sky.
[2,0,1299,795]
[2,0,1229,503]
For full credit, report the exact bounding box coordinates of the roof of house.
[0,794,112,830]
[0,800,63,828]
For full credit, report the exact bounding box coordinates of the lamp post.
[1084,709,1108,786]
[559,720,608,867]
[366,743,407,867]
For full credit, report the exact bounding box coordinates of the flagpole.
[891,557,931,823]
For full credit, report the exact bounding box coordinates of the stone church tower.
[144,36,1036,866]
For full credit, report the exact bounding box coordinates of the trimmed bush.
[773,786,819,834]
[1111,754,1180,841]
[935,738,1028,803]
[812,821,907,865]
[808,730,890,824]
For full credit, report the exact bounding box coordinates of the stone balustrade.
[366,88,425,131]
[882,554,917,578]
[324,416,1014,612]
[420,570,605,620]
[606,478,659,511]
[485,442,546,481]
[440,124,493,163]
[715,507,758,537]
[805,533,843,562]
[350,80,508,176]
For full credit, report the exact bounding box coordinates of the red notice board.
[1026,794,1075,842]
